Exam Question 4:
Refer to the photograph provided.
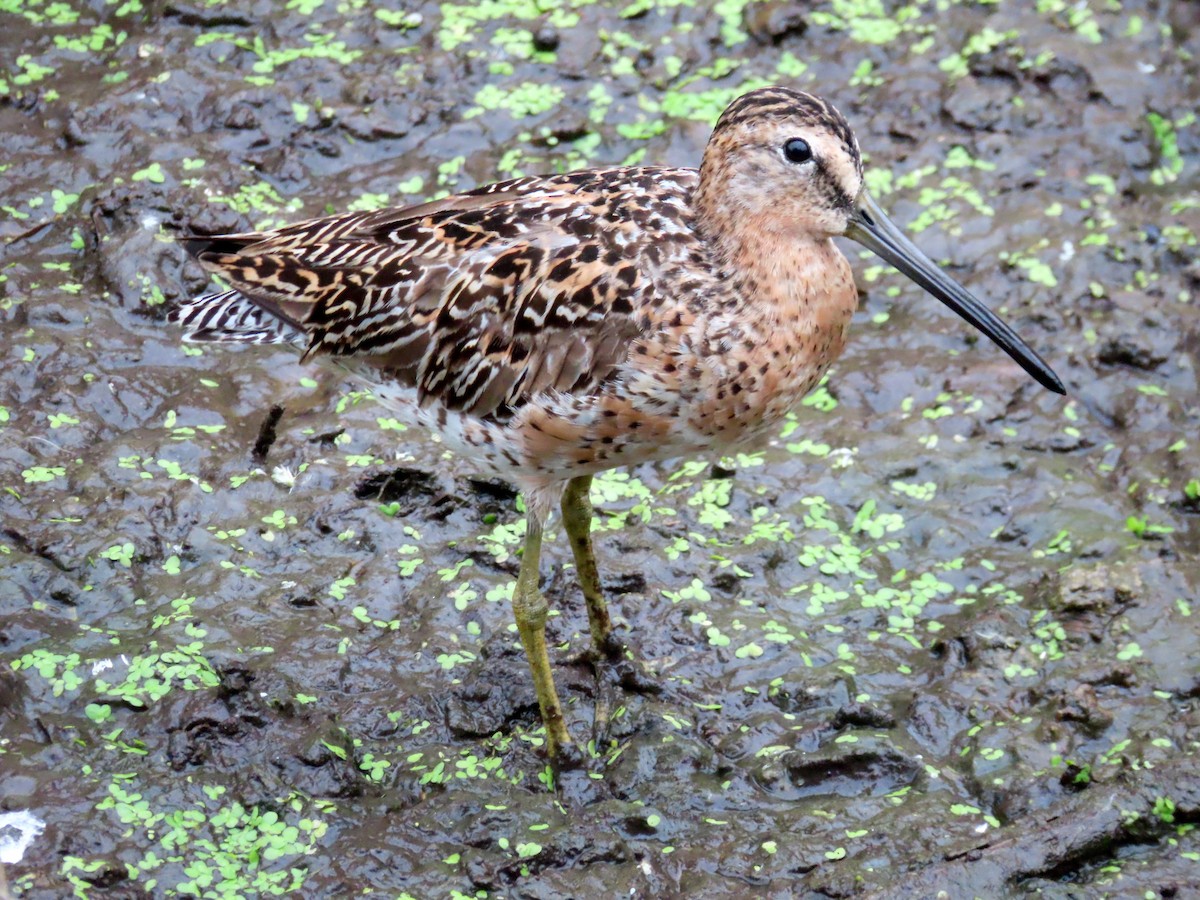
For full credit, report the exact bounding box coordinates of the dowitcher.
[171,87,1064,761]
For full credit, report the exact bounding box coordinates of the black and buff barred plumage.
[171,87,1063,761]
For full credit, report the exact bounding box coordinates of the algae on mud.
[1,0,1198,897]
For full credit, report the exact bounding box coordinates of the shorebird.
[171,86,1064,762]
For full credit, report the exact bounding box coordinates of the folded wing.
[173,176,656,421]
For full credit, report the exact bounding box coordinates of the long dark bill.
[844,190,1065,395]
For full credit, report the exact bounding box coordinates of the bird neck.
[694,205,844,315]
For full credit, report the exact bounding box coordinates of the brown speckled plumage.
[173,95,865,515]
[170,87,1062,759]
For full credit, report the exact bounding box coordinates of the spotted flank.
[169,86,1063,759]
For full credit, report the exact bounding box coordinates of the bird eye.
[783,137,812,164]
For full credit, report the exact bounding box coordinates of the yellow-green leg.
[561,474,624,747]
[560,475,615,657]
[512,513,572,758]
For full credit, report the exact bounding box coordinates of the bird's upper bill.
[844,190,1066,395]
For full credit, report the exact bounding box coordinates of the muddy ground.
[2,0,1198,897]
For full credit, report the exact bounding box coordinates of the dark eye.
[783,137,812,164]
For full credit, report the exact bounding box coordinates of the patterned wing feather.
[171,289,306,345]
[174,172,674,421]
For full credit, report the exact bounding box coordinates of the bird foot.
[560,632,662,752]
[565,634,660,694]
[548,740,589,773]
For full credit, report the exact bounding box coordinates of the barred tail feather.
[169,290,305,346]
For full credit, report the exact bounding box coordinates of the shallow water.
[2,1,1198,897]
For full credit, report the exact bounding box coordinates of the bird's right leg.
[560,475,617,657]
[560,474,660,748]
[511,512,572,760]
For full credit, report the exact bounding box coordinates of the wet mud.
[2,1,1199,897]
